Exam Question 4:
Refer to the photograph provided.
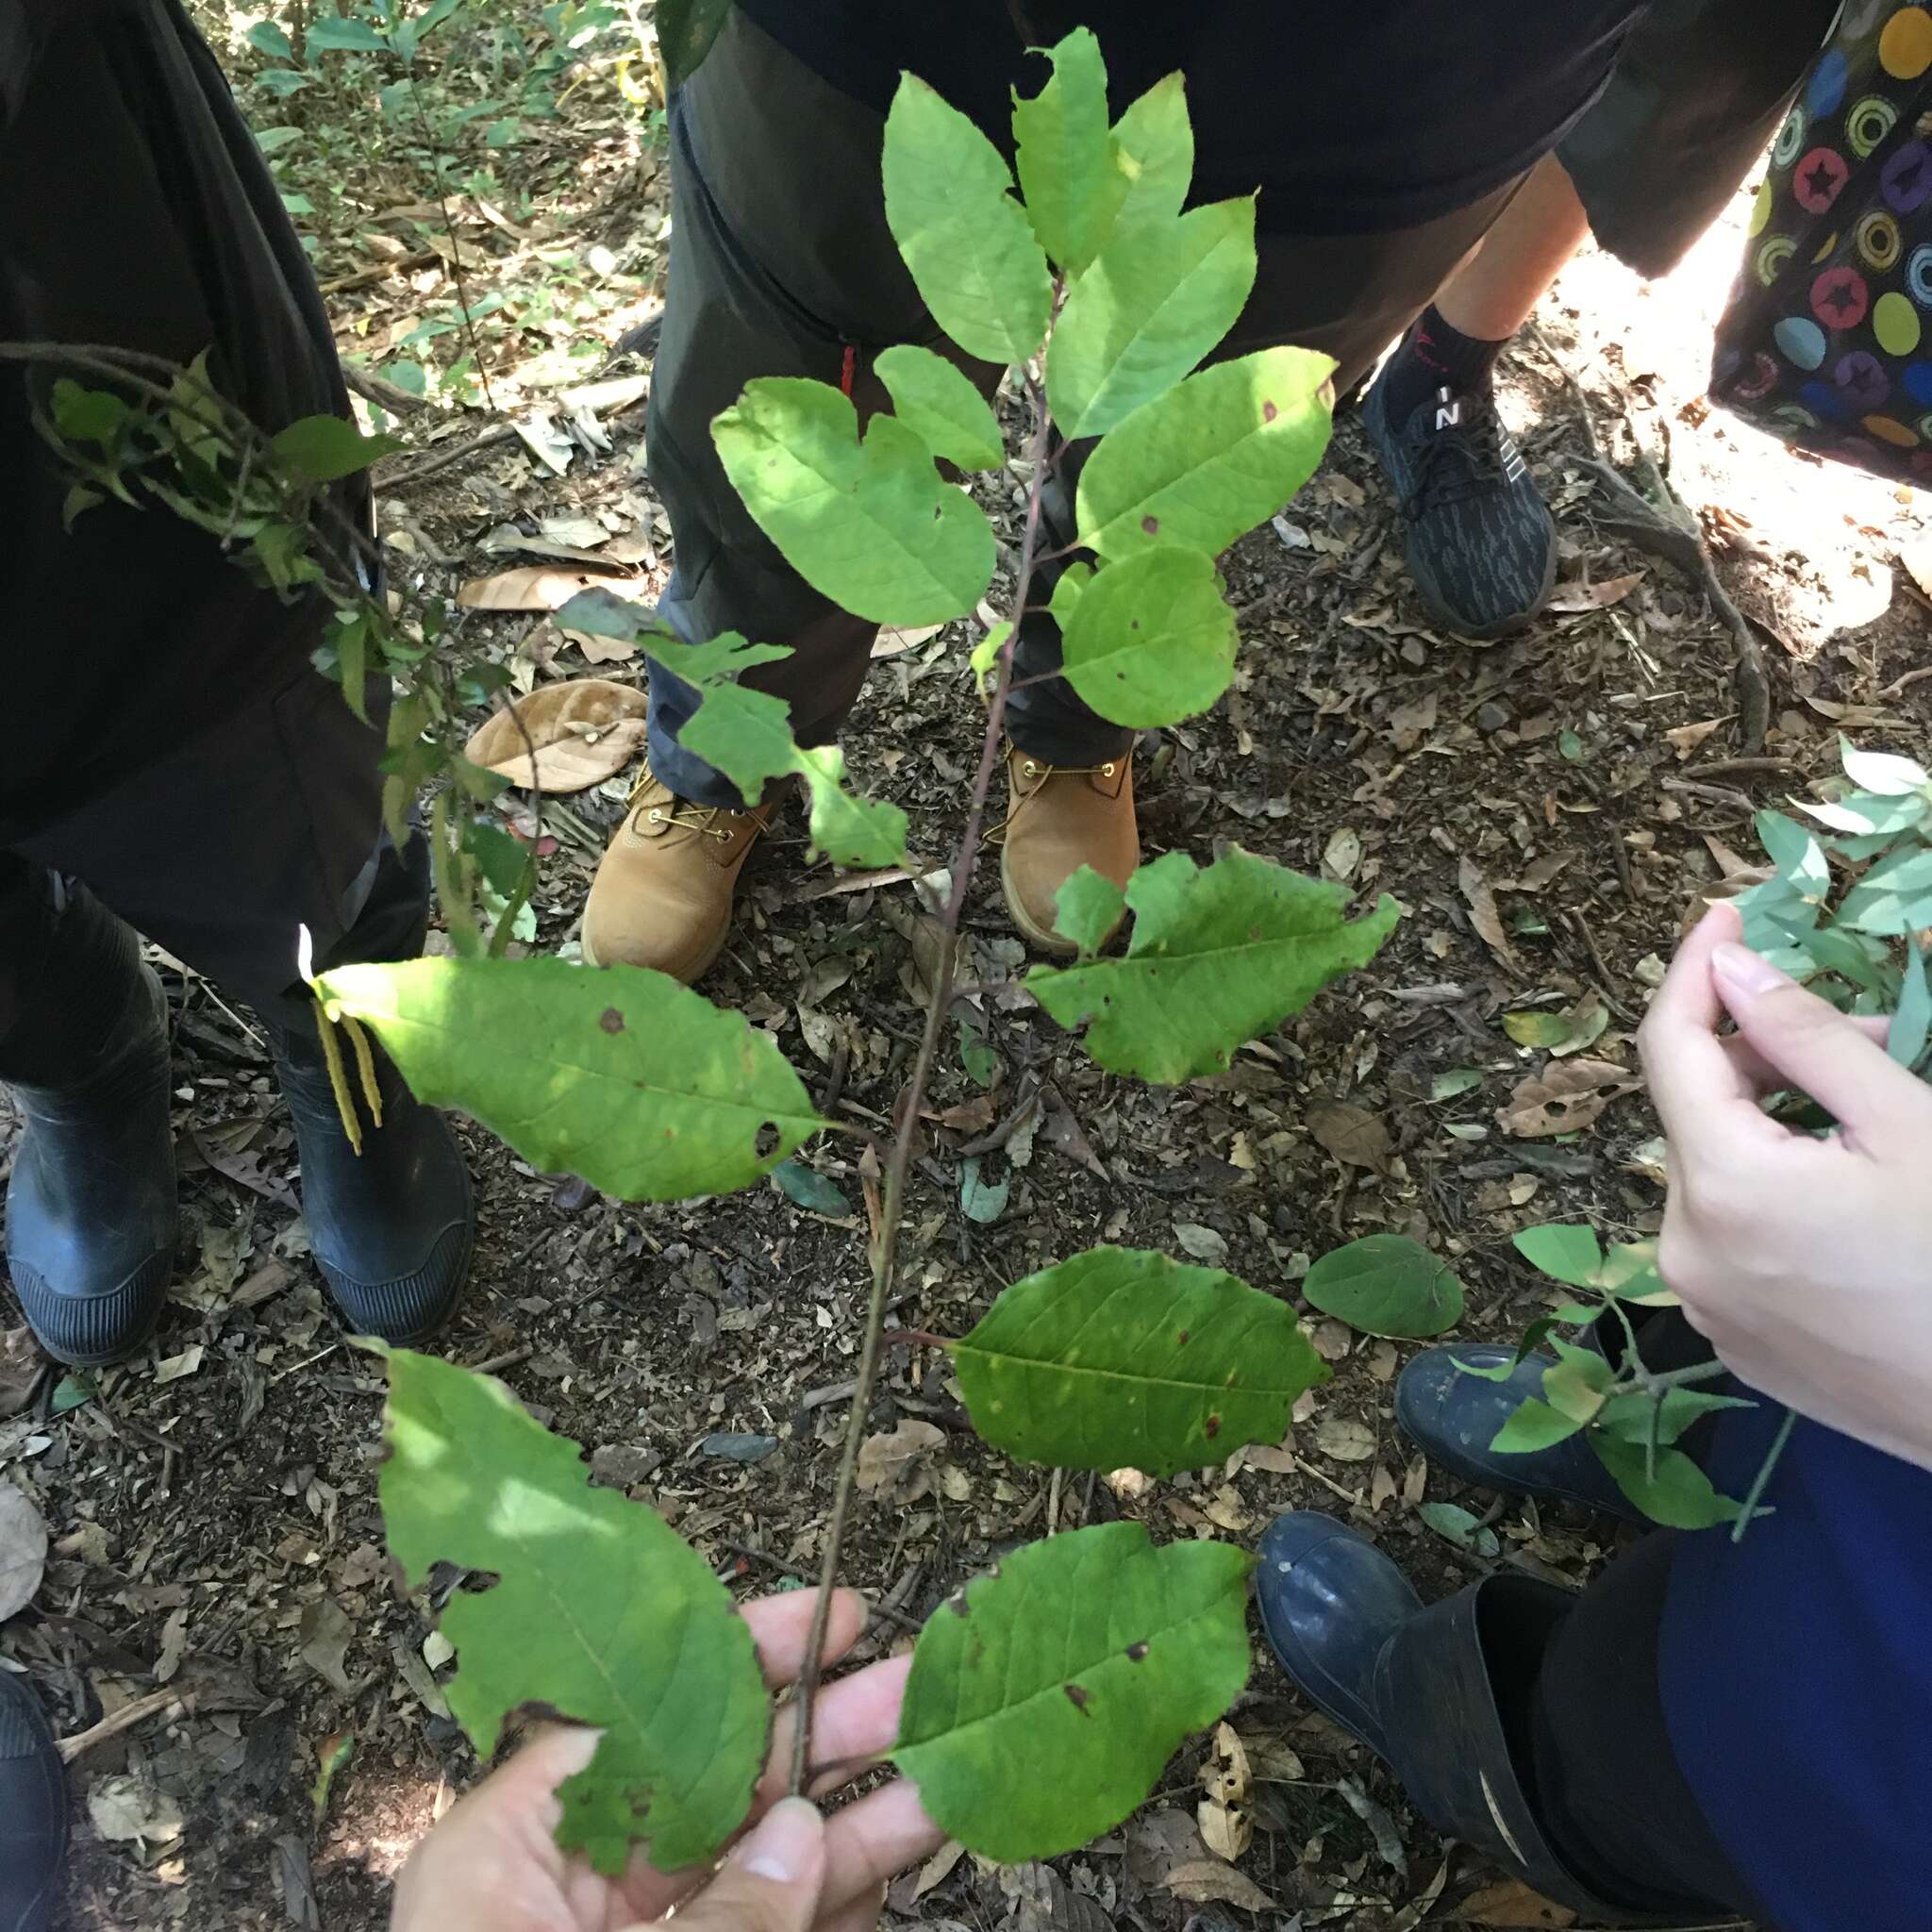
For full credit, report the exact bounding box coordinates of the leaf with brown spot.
[1496,1058,1641,1139]
[1456,1877,1578,1926]
[1307,1101,1391,1175]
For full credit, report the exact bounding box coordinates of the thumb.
[650,1799,827,1932]
[1711,941,1924,1137]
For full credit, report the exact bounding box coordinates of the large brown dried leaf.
[456,567,650,614]
[1546,570,1642,613]
[855,1419,945,1502]
[1496,1058,1641,1139]
[463,678,647,793]
[1162,1858,1273,1910]
[0,1481,47,1621]
[1456,1876,1577,1926]
[1457,856,1517,970]
[1307,1101,1391,1175]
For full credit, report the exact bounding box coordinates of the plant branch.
[788,367,1058,1795]
[1731,1407,1796,1542]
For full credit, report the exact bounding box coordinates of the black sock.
[1378,304,1509,424]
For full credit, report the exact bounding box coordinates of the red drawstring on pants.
[840,343,857,397]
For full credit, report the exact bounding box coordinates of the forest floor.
[3,12,1930,1932]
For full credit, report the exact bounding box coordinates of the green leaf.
[1756,808,1829,898]
[894,1524,1253,1859]
[1595,1387,1756,1448]
[1590,1434,1740,1529]
[953,1246,1327,1476]
[1430,1067,1484,1102]
[1489,1396,1587,1455]
[958,1156,1010,1224]
[248,19,296,59]
[1075,348,1334,562]
[1840,737,1929,796]
[772,1158,853,1218]
[1110,73,1193,229]
[655,0,733,88]
[1059,547,1235,727]
[881,75,1052,367]
[874,345,1003,471]
[1046,197,1257,438]
[1890,937,1931,1071]
[379,1348,767,1873]
[271,414,404,483]
[307,15,391,52]
[1502,998,1608,1058]
[1302,1235,1463,1340]
[1798,785,1927,838]
[659,665,912,870]
[1050,864,1126,953]
[1541,1341,1613,1424]
[1012,28,1127,276]
[1416,1502,1499,1556]
[50,380,129,446]
[1029,848,1399,1083]
[1838,844,1932,935]
[1512,1224,1605,1290]
[1049,560,1092,629]
[970,620,1012,686]
[957,1014,999,1089]
[312,957,824,1202]
[713,377,994,625]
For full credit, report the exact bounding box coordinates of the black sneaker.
[1361,369,1557,639]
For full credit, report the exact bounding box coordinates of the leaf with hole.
[1075,349,1334,563]
[1060,546,1237,727]
[882,75,1052,366]
[894,1523,1253,1859]
[713,378,994,626]
[1046,197,1257,438]
[1303,1235,1463,1340]
[1011,28,1127,276]
[953,1246,1326,1477]
[1029,849,1399,1084]
[312,958,824,1203]
[874,346,1004,472]
[379,1349,767,1873]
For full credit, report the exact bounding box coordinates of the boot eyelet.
[1022,760,1041,778]
[646,808,664,823]
[1101,762,1116,777]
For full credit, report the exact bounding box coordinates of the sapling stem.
[788,365,1059,1795]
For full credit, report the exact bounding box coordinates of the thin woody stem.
[789,366,1058,1795]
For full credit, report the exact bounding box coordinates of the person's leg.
[8,665,473,1353]
[0,1671,65,1932]
[1255,1512,1761,1922]
[583,8,996,977]
[994,175,1528,952]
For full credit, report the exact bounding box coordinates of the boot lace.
[1405,384,1513,519]
[626,765,765,842]
[986,755,1124,847]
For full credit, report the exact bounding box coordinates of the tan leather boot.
[581,769,775,984]
[997,746,1139,958]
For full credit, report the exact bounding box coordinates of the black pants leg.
[644,10,1530,801]
[0,664,425,1075]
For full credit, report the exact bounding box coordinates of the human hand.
[1639,899,1932,1474]
[391,1588,943,1932]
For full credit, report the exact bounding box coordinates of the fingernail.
[550,1726,603,1777]
[733,1798,822,1884]
[1712,941,1789,998]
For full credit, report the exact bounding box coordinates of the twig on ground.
[379,423,520,491]
[1568,453,1771,752]
[58,1688,194,1763]
[341,363,429,415]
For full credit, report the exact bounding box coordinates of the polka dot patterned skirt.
[1712,0,1932,479]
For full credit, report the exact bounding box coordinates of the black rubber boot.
[1255,1513,1676,1926]
[0,1673,67,1932]
[2,884,177,1367]
[274,1027,473,1343]
[1396,1344,1644,1523]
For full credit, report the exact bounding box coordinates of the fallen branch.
[1568,453,1771,753]
[58,1688,194,1764]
